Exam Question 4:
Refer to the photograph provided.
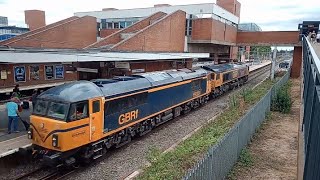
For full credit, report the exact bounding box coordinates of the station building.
[0,0,241,95]
[0,16,29,41]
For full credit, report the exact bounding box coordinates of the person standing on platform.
[31,89,38,108]
[6,97,20,134]
[12,84,21,98]
[311,30,317,44]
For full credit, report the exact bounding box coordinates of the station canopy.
[0,48,209,63]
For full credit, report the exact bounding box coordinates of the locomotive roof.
[37,68,208,102]
[101,68,208,97]
[202,63,248,73]
[37,81,103,103]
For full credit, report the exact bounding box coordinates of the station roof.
[0,48,209,63]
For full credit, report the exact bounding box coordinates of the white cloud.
[0,0,319,31]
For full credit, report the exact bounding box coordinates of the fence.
[301,36,320,180]
[183,71,290,180]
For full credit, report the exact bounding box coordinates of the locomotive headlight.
[27,128,33,139]
[52,134,59,147]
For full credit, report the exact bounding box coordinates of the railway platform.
[0,102,32,158]
[0,61,272,159]
[249,60,271,72]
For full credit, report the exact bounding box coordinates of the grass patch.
[271,81,292,114]
[137,78,278,180]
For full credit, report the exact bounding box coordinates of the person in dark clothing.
[31,89,38,108]
[12,84,21,98]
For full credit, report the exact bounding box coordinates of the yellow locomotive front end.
[28,81,104,166]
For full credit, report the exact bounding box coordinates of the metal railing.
[183,71,290,180]
[302,36,320,180]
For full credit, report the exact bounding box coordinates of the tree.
[250,46,272,54]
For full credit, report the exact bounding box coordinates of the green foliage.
[147,146,162,164]
[239,148,253,167]
[250,46,272,54]
[271,82,292,113]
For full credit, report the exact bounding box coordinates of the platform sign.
[45,65,54,80]
[14,66,26,82]
[132,69,145,73]
[55,65,64,79]
[0,70,7,80]
[115,62,130,69]
[29,65,40,80]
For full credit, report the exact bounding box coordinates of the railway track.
[13,166,76,180]
[11,64,272,180]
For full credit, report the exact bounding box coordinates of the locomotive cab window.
[68,101,89,122]
[47,102,68,121]
[33,100,48,115]
[92,100,100,113]
[216,73,220,80]
[223,73,233,82]
[211,74,215,80]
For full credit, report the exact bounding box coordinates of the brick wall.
[25,10,46,31]
[230,46,238,60]
[192,18,237,44]
[0,16,97,49]
[235,1,241,18]
[192,19,212,41]
[1,16,78,45]
[212,19,227,42]
[217,0,236,15]
[216,0,241,17]
[237,31,300,46]
[112,10,186,52]
[100,29,120,37]
[0,63,77,89]
[291,46,302,78]
[130,60,190,74]
[87,12,167,48]
[225,23,237,42]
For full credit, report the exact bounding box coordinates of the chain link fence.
[183,71,290,180]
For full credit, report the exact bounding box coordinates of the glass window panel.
[120,22,126,29]
[107,23,113,29]
[114,22,119,29]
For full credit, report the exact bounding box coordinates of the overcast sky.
[0,0,319,31]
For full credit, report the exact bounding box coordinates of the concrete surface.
[311,43,320,59]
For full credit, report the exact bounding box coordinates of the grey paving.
[312,43,320,59]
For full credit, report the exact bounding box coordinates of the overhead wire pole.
[270,47,277,80]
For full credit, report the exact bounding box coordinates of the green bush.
[271,82,292,113]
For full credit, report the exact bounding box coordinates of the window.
[223,73,233,82]
[211,74,215,80]
[114,22,119,29]
[105,92,148,115]
[126,21,133,27]
[47,102,68,120]
[33,100,48,115]
[68,101,89,121]
[107,22,113,29]
[92,100,100,113]
[216,73,220,80]
[192,80,201,91]
[120,22,126,29]
[101,19,106,29]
